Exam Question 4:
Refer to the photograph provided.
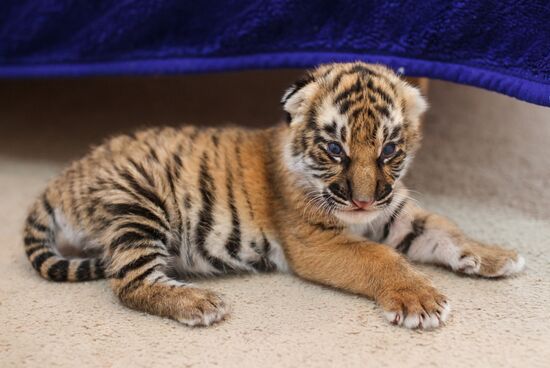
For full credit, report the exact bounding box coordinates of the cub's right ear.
[281,75,317,124]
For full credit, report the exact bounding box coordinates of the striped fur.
[23,62,524,329]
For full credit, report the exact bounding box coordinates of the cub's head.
[281,62,427,224]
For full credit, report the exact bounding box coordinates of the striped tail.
[23,196,105,282]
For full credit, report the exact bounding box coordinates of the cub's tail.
[23,195,105,282]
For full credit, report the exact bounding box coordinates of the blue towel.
[1,1,549,106]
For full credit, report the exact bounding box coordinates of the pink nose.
[352,198,374,209]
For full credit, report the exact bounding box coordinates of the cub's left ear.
[400,82,428,124]
[281,75,317,124]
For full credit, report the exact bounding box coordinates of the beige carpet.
[1,72,549,368]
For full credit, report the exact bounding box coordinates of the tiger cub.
[23,62,524,329]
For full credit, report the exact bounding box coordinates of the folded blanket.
[1,1,548,106]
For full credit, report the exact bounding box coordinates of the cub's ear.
[281,75,317,124]
[400,81,428,125]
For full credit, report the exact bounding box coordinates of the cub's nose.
[352,198,374,209]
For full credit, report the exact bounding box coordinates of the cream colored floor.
[1,72,549,368]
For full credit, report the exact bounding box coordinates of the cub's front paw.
[454,242,525,278]
[378,281,450,330]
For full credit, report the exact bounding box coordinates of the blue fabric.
[1,1,549,106]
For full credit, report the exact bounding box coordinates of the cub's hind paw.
[379,282,450,330]
[454,243,525,278]
[174,288,229,327]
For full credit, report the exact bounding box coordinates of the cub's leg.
[284,228,450,329]
[107,232,227,326]
[384,201,525,277]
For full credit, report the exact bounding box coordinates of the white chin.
[334,209,382,225]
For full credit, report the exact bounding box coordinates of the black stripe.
[108,179,133,194]
[24,236,46,246]
[26,216,49,233]
[173,153,183,170]
[340,125,347,143]
[211,133,220,147]
[76,259,91,280]
[262,235,271,255]
[328,183,349,202]
[382,126,389,142]
[365,119,378,146]
[323,191,348,206]
[113,252,162,279]
[188,127,200,141]
[225,168,241,259]
[372,85,394,106]
[331,64,376,89]
[145,143,160,163]
[313,134,329,146]
[334,78,362,105]
[104,203,169,231]
[31,251,55,271]
[110,231,148,250]
[128,158,155,187]
[86,198,99,218]
[117,264,159,296]
[389,126,402,140]
[47,260,69,281]
[195,154,236,272]
[349,64,378,76]
[249,256,276,273]
[285,111,292,123]
[42,196,54,216]
[165,164,176,196]
[208,256,237,273]
[339,99,353,114]
[195,153,215,252]
[306,114,318,131]
[120,170,170,220]
[116,222,168,247]
[307,221,343,232]
[110,231,161,252]
[396,218,426,254]
[150,275,164,285]
[367,107,375,119]
[323,121,338,137]
[25,243,45,257]
[391,150,407,162]
[350,107,363,123]
[377,194,394,207]
[249,235,276,272]
[375,181,393,203]
[282,75,314,104]
[313,172,337,180]
[375,104,390,118]
[382,200,407,240]
[94,260,105,278]
[235,143,255,220]
[184,193,192,209]
[165,163,182,257]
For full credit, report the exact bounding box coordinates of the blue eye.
[382,143,397,157]
[327,142,343,156]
